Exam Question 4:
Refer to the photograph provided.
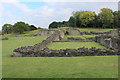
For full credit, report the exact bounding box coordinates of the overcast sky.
[0,0,119,30]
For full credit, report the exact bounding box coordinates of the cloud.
[0,0,55,29]
[0,0,118,30]
[16,0,120,2]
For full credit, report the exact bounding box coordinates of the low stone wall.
[66,28,112,35]
[95,35,120,51]
[67,37,95,42]
[66,28,80,35]
[0,37,8,40]
[13,29,65,52]
[38,30,56,36]
[80,32,91,35]
[12,28,120,57]
[53,37,95,42]
[90,31,110,35]
[12,47,120,57]
[109,29,119,37]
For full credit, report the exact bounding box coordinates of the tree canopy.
[2,24,13,34]
[49,8,120,29]
[13,22,30,34]
[98,8,114,28]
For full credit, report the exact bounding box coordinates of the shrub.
[65,31,69,35]
[38,27,43,29]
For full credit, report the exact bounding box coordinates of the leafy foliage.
[49,8,120,29]
[13,22,30,34]
[98,8,114,28]
[65,31,69,35]
[49,21,69,29]
[2,24,13,34]
[69,16,76,27]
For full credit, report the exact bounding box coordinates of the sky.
[0,0,119,30]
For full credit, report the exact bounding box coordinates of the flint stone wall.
[13,30,65,52]
[12,47,120,57]
[90,31,110,35]
[109,29,119,37]
[66,28,113,35]
[38,30,56,36]
[66,28,81,35]
[24,29,116,37]
[67,37,95,42]
[95,35,120,51]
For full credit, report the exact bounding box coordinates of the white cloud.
[0,0,118,30]
[16,0,120,2]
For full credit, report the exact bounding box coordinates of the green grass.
[2,29,42,38]
[50,27,69,30]
[2,28,118,78]
[63,35,97,40]
[48,42,106,49]
[50,27,113,32]
[78,28,113,32]
[0,35,2,39]
[2,56,118,78]
[63,35,85,40]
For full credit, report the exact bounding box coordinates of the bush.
[65,31,69,35]
[38,27,43,29]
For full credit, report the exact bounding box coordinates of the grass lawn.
[2,28,118,78]
[63,35,86,40]
[50,27,113,32]
[77,28,113,32]
[48,42,106,49]
[63,35,97,40]
[2,29,44,38]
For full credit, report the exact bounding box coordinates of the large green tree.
[72,11,84,27]
[13,22,30,34]
[2,24,13,34]
[69,16,76,27]
[98,8,114,28]
[113,11,120,28]
[79,11,96,27]
[72,11,96,27]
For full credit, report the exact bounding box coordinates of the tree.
[13,22,30,34]
[69,16,76,27]
[2,24,13,34]
[113,11,120,28]
[49,21,58,29]
[98,8,114,28]
[29,25,37,30]
[79,11,96,27]
[72,11,84,27]
[49,21,69,29]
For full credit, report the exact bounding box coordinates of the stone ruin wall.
[53,37,95,42]
[24,28,114,37]
[13,29,65,57]
[38,30,56,36]
[95,35,120,51]
[66,28,81,35]
[12,47,120,57]
[12,28,120,57]
[66,28,112,35]
[95,29,120,51]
